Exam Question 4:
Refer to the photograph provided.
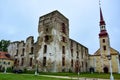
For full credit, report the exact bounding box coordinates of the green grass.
[0,73,69,80]
[39,72,120,79]
[0,72,120,80]
[78,73,120,79]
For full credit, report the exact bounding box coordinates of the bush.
[24,70,35,74]
[7,67,13,72]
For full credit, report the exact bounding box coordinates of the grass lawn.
[0,72,120,80]
[79,73,120,79]
[0,73,69,80]
[40,72,120,79]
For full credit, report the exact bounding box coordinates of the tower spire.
[99,0,105,26]
[98,0,108,37]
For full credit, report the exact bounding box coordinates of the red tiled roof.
[0,51,9,59]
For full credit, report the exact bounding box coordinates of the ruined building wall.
[69,39,89,72]
[25,36,34,69]
[8,10,89,72]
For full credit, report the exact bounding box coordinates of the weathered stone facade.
[8,10,89,72]
[89,48,120,73]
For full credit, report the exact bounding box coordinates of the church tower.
[98,6,111,72]
[99,7,110,58]
[89,1,120,73]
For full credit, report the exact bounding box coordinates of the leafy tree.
[0,40,10,52]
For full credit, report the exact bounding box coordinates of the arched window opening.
[61,23,66,34]
[44,45,47,53]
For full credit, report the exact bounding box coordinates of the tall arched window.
[45,35,49,42]
[62,46,65,54]
[103,45,106,50]
[44,45,47,53]
[30,58,32,66]
[62,57,65,66]
[103,39,105,43]
[43,57,46,66]
[31,47,34,54]
[71,59,73,67]
[61,23,66,34]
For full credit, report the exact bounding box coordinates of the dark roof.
[0,51,12,60]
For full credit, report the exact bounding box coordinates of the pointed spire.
[99,7,105,25]
[99,0,105,26]
[98,0,108,37]
[100,7,104,21]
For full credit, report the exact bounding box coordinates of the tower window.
[62,36,66,42]
[103,39,105,43]
[62,57,65,66]
[29,58,32,66]
[61,23,66,34]
[45,35,49,42]
[71,49,73,57]
[31,47,34,54]
[44,45,47,53]
[62,46,65,54]
[103,45,106,50]
[71,59,73,67]
[46,28,48,32]
[43,57,46,66]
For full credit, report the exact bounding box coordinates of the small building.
[0,51,14,71]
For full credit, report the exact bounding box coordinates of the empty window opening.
[45,35,49,42]
[30,58,32,66]
[71,59,73,67]
[62,57,65,66]
[31,47,34,53]
[44,45,47,53]
[103,39,105,43]
[43,57,46,66]
[62,46,65,54]
[21,58,24,66]
[103,45,106,50]
[61,23,66,34]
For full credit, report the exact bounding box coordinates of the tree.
[0,40,10,52]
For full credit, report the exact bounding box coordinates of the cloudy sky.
[0,0,120,54]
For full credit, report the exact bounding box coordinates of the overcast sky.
[0,0,120,54]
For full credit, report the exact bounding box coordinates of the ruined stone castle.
[8,10,89,72]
